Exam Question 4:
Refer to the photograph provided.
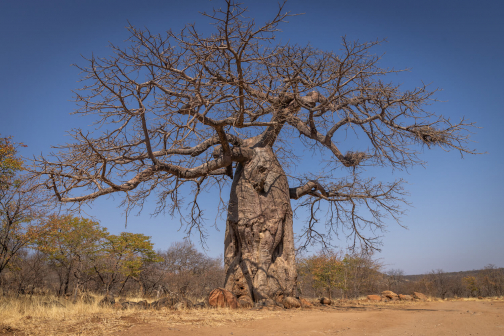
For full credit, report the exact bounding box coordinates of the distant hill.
[402,268,504,282]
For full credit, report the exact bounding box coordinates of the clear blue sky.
[1,0,503,275]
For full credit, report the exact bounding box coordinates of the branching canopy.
[31,1,476,249]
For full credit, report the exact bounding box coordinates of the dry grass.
[342,298,424,307]
[3,294,502,335]
[0,294,273,336]
[1,294,124,335]
[456,296,503,302]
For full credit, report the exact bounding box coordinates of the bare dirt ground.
[115,300,504,336]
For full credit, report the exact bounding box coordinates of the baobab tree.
[31,1,475,302]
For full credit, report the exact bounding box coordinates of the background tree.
[478,264,504,297]
[463,276,480,297]
[92,232,160,294]
[31,1,476,302]
[148,241,224,298]
[298,250,345,299]
[34,215,108,296]
[0,136,24,188]
[385,268,405,293]
[0,179,48,276]
[0,250,49,296]
[0,136,49,275]
[298,249,382,299]
[427,269,451,299]
[342,252,382,298]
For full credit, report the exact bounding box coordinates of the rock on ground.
[98,294,115,307]
[193,301,208,309]
[173,298,193,310]
[283,297,301,309]
[413,292,428,300]
[121,300,151,310]
[151,294,190,310]
[254,298,277,308]
[299,298,312,308]
[120,302,136,309]
[381,291,399,301]
[136,300,150,309]
[320,297,332,305]
[208,288,239,309]
[237,295,254,308]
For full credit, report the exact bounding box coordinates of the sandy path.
[116,300,504,336]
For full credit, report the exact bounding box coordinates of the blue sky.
[1,0,503,275]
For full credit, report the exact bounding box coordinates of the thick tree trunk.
[224,147,296,302]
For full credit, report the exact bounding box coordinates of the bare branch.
[28,1,477,251]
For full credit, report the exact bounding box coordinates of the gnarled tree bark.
[224,147,296,301]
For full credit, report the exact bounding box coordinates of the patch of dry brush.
[0,294,273,336]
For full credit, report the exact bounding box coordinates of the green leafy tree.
[34,215,108,295]
[1,136,49,276]
[298,250,382,299]
[93,232,162,294]
[0,136,24,188]
[463,276,480,297]
[341,252,382,298]
[299,251,345,299]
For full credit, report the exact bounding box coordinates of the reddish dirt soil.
[116,300,504,336]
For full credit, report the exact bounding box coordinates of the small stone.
[320,297,331,305]
[299,298,312,308]
[283,297,301,309]
[413,292,427,300]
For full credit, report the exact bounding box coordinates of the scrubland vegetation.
[1,248,502,336]
[3,213,502,303]
[0,293,275,335]
[297,252,504,300]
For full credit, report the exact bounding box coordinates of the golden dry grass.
[2,294,501,335]
[456,296,503,302]
[0,294,275,336]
